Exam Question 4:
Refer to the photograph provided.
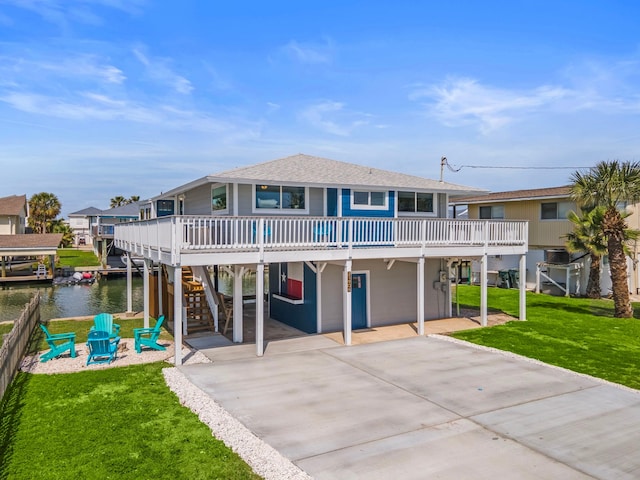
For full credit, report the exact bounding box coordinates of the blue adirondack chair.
[86,330,120,365]
[134,316,166,353]
[39,324,76,363]
[91,313,120,339]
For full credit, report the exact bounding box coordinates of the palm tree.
[110,196,127,208]
[571,160,640,317]
[28,192,61,234]
[565,207,607,299]
[50,220,74,247]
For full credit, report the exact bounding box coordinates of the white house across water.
[114,154,529,364]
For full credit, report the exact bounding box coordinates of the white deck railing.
[115,216,527,261]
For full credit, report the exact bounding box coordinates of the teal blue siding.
[269,263,317,334]
[341,189,395,218]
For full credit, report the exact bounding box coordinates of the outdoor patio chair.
[39,324,76,363]
[133,315,165,353]
[86,330,120,365]
[91,312,120,339]
[215,292,233,334]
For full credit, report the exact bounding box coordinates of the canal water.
[0,277,144,322]
[0,271,258,323]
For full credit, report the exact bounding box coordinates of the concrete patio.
[179,334,640,479]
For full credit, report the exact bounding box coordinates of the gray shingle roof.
[451,185,571,205]
[207,154,485,194]
[69,206,103,216]
[0,233,63,249]
[0,194,27,216]
[99,202,141,217]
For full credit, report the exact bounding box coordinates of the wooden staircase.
[182,267,215,333]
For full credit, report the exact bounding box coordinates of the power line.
[439,156,591,182]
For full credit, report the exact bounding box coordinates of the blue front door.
[351,273,367,329]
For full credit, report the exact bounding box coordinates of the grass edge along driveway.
[452,285,640,390]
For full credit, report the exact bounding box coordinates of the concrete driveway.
[179,336,640,479]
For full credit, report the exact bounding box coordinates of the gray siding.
[237,184,253,215]
[319,258,450,333]
[309,188,324,216]
[184,184,212,215]
[438,193,447,218]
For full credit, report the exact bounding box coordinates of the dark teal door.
[351,273,367,329]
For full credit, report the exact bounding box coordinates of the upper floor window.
[255,185,306,211]
[479,205,504,219]
[212,184,228,213]
[398,191,434,214]
[156,199,174,217]
[541,201,572,220]
[351,190,387,210]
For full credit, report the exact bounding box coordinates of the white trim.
[211,183,230,215]
[350,189,388,211]
[232,182,238,216]
[337,189,343,217]
[252,184,310,215]
[272,294,304,305]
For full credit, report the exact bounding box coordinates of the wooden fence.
[0,293,40,400]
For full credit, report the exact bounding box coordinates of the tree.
[571,160,640,317]
[565,207,607,299]
[50,220,74,248]
[110,195,139,208]
[28,192,61,234]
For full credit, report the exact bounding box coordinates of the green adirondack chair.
[39,324,76,363]
[86,330,120,365]
[91,313,120,339]
[134,316,166,353]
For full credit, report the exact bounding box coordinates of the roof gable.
[69,206,103,216]
[0,194,27,216]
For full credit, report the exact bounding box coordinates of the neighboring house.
[68,206,102,247]
[0,194,27,235]
[451,185,640,296]
[115,154,528,364]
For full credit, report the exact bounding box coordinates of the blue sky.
[2,1,640,217]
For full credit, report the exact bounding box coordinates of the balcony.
[114,216,528,266]
[92,225,115,238]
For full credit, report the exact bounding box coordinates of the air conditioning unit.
[545,249,570,264]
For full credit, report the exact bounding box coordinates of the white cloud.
[132,45,194,94]
[410,78,569,134]
[283,39,333,64]
[300,101,371,136]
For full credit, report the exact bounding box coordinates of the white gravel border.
[430,333,640,395]
[163,368,312,480]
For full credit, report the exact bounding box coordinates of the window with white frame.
[255,185,306,211]
[541,201,573,220]
[351,190,387,209]
[212,184,228,212]
[479,205,505,219]
[398,191,434,214]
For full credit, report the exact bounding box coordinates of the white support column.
[157,265,163,316]
[417,257,425,335]
[233,265,245,343]
[565,267,571,297]
[256,263,265,356]
[143,259,150,328]
[480,254,488,327]
[126,254,133,315]
[343,260,352,346]
[519,254,527,321]
[535,263,541,294]
[168,266,183,366]
[316,262,327,333]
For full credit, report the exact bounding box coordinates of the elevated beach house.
[115,154,528,364]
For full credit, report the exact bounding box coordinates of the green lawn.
[56,248,101,268]
[452,285,640,390]
[0,362,261,479]
[0,323,13,348]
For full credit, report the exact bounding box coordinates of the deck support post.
[167,265,183,366]
[256,262,265,356]
[233,265,245,343]
[519,254,527,321]
[417,257,425,335]
[126,254,133,315]
[343,259,352,346]
[480,253,488,327]
[143,259,150,328]
[1,256,6,278]
[157,264,163,317]
[316,262,327,333]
